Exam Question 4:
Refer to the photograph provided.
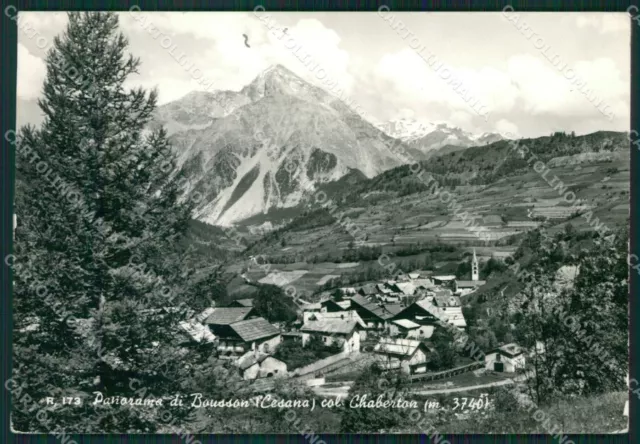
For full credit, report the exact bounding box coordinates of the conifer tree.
[14,12,199,432]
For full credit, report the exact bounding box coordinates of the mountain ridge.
[376,117,511,158]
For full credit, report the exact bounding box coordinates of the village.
[175,250,531,397]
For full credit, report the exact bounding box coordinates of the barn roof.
[392,319,420,329]
[374,338,425,357]
[456,280,486,288]
[194,307,217,323]
[394,282,417,295]
[301,319,358,335]
[384,304,404,316]
[350,295,396,320]
[432,275,456,281]
[359,284,378,295]
[204,307,254,325]
[229,317,280,342]
[491,343,524,358]
[311,311,368,329]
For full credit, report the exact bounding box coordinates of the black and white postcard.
[8,8,631,435]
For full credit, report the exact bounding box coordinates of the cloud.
[449,110,474,129]
[373,48,520,116]
[17,43,47,100]
[495,119,519,136]
[120,13,354,94]
[507,54,628,119]
[575,14,629,34]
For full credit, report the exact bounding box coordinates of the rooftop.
[433,275,457,281]
[310,311,367,328]
[374,338,424,357]
[229,317,280,342]
[350,295,397,320]
[394,282,417,295]
[359,284,378,295]
[301,319,358,335]
[205,307,254,325]
[493,343,524,357]
[392,319,420,329]
[456,280,487,288]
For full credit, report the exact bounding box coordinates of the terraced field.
[228,133,629,296]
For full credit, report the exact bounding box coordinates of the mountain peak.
[261,64,297,77]
[243,64,312,102]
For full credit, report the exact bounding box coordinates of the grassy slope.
[432,390,627,433]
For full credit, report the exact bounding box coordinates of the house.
[358,284,378,297]
[204,307,256,336]
[430,296,466,329]
[235,352,288,380]
[393,299,466,330]
[304,310,368,340]
[373,338,431,374]
[376,283,393,295]
[485,343,526,372]
[454,280,486,295]
[390,282,417,296]
[390,319,435,340]
[349,295,397,330]
[320,299,347,312]
[432,275,457,286]
[389,319,420,337]
[335,300,351,310]
[227,298,254,308]
[215,317,281,360]
[408,273,421,280]
[391,300,440,326]
[301,318,361,353]
[340,287,357,296]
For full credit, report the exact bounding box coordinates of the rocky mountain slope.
[157,65,416,226]
[376,118,509,157]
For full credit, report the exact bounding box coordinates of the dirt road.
[411,373,530,395]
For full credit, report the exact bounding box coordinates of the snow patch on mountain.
[376,118,512,156]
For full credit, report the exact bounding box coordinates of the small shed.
[485,343,526,373]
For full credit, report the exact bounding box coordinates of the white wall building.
[485,343,526,373]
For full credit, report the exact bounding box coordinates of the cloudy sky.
[17,11,630,137]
